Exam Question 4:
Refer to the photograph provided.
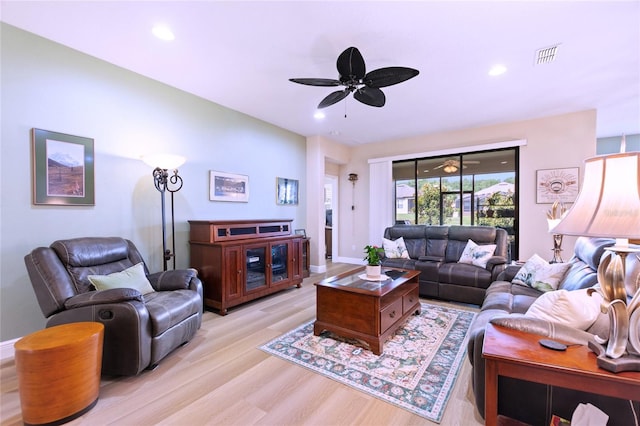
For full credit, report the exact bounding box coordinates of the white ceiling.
[2,1,639,146]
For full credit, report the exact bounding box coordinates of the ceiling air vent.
[535,44,560,65]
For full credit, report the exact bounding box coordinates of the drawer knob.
[389,310,396,318]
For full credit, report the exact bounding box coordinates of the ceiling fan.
[433,159,481,173]
[289,46,419,109]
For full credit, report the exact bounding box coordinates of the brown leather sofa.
[381,225,509,305]
[468,237,640,424]
[24,237,203,376]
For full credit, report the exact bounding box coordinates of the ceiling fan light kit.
[290,46,419,109]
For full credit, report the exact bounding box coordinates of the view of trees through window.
[393,148,518,260]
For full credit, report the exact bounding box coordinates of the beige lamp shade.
[551,152,640,239]
[141,153,186,170]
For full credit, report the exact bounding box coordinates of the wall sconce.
[142,154,185,271]
[348,173,358,210]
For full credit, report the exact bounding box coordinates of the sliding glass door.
[392,148,518,260]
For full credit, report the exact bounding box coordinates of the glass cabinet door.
[245,246,266,291]
[270,243,289,283]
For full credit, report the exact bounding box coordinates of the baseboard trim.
[0,337,19,362]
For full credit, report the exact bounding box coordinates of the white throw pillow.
[525,288,603,330]
[512,254,571,292]
[458,239,497,268]
[88,262,155,295]
[382,237,410,259]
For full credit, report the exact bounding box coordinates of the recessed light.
[314,111,325,120]
[152,24,175,41]
[488,64,507,76]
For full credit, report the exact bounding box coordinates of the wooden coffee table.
[314,267,420,355]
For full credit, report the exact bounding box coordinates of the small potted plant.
[363,245,384,278]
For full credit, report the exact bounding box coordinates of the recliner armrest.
[496,264,522,281]
[64,288,143,309]
[485,256,507,270]
[486,256,508,281]
[148,268,199,291]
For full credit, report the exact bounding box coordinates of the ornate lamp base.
[589,341,640,373]
[550,234,564,263]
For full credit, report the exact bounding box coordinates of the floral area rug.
[259,302,476,423]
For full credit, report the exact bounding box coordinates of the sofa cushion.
[439,262,493,288]
[512,254,571,292]
[560,238,615,291]
[144,289,202,336]
[382,237,410,259]
[525,288,603,330]
[458,239,497,268]
[481,280,541,313]
[381,257,418,271]
[425,226,449,257]
[88,262,156,295]
[404,238,426,259]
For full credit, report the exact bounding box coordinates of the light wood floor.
[0,263,484,426]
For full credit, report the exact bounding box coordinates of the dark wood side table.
[482,323,640,426]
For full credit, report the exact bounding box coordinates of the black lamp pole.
[151,167,183,271]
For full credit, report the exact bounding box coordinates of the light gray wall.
[0,24,306,340]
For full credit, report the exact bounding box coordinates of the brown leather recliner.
[24,237,203,376]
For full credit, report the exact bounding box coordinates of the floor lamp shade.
[142,153,185,170]
[551,152,640,240]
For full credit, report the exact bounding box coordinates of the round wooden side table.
[14,322,104,425]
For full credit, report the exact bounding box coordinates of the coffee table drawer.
[380,298,403,333]
[402,287,419,314]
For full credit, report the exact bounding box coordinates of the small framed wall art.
[276,177,299,205]
[536,167,580,204]
[209,170,249,202]
[31,128,95,206]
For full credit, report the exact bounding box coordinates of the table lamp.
[546,200,567,263]
[551,149,640,372]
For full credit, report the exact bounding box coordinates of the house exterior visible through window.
[392,148,519,260]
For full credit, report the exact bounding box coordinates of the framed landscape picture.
[536,167,579,204]
[276,177,298,205]
[31,128,95,206]
[209,170,249,202]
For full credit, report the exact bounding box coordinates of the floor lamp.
[142,154,185,271]
[552,149,640,372]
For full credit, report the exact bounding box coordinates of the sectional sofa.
[380,224,509,305]
[381,228,640,423]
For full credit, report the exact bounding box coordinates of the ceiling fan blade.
[433,164,444,169]
[364,67,420,88]
[318,89,350,109]
[289,78,341,87]
[337,47,366,81]
[354,87,385,107]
